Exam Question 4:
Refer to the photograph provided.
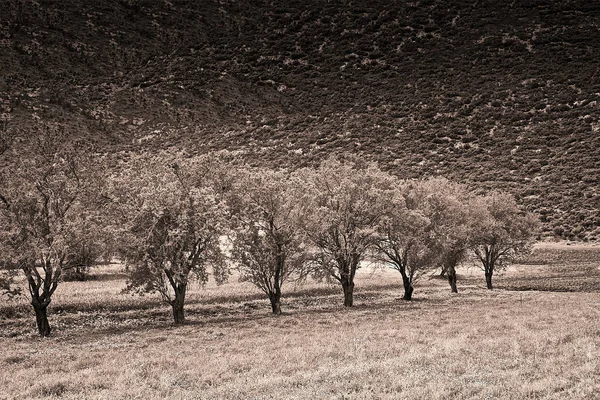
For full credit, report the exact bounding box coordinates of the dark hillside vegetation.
[1,0,599,239]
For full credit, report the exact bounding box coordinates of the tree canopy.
[470,192,540,289]
[0,131,103,335]
[296,157,392,307]
[228,167,308,314]
[113,155,228,324]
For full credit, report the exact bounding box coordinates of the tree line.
[0,134,539,336]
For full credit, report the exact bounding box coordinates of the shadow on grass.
[0,283,437,339]
[7,277,582,340]
[3,281,403,318]
[53,302,393,340]
[58,288,461,340]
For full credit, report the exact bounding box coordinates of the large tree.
[0,131,102,336]
[115,155,227,324]
[229,168,307,314]
[470,192,539,289]
[375,180,441,300]
[296,157,390,307]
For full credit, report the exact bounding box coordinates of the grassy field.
[1,244,599,399]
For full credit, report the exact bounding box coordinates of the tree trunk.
[171,283,187,324]
[171,301,185,324]
[271,262,282,314]
[448,265,458,293]
[485,271,493,290]
[269,292,282,315]
[402,274,413,300]
[33,303,51,337]
[341,279,354,307]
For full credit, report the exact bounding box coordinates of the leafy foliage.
[422,178,479,292]
[470,192,540,289]
[0,129,104,335]
[114,155,228,323]
[296,157,392,306]
[0,267,20,298]
[375,180,442,300]
[228,167,308,313]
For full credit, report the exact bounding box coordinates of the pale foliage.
[113,155,228,309]
[374,179,442,298]
[470,191,539,287]
[294,157,392,305]
[0,138,101,290]
[0,130,104,334]
[228,167,308,311]
[422,178,478,273]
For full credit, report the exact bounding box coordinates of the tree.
[228,167,307,314]
[0,265,20,298]
[375,180,441,300]
[296,157,390,307]
[424,178,476,294]
[439,244,465,294]
[0,132,102,336]
[60,217,112,281]
[115,155,227,324]
[470,192,539,289]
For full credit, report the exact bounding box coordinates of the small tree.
[375,180,441,300]
[229,168,307,314]
[115,156,227,324]
[0,132,101,336]
[0,264,20,298]
[296,157,390,307]
[470,192,539,289]
[61,226,107,281]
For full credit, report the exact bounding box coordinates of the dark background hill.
[1,0,599,240]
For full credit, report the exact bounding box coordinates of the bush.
[62,243,100,282]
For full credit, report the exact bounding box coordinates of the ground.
[1,243,599,399]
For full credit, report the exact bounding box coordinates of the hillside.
[1,0,599,239]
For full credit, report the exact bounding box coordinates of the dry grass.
[1,244,599,399]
